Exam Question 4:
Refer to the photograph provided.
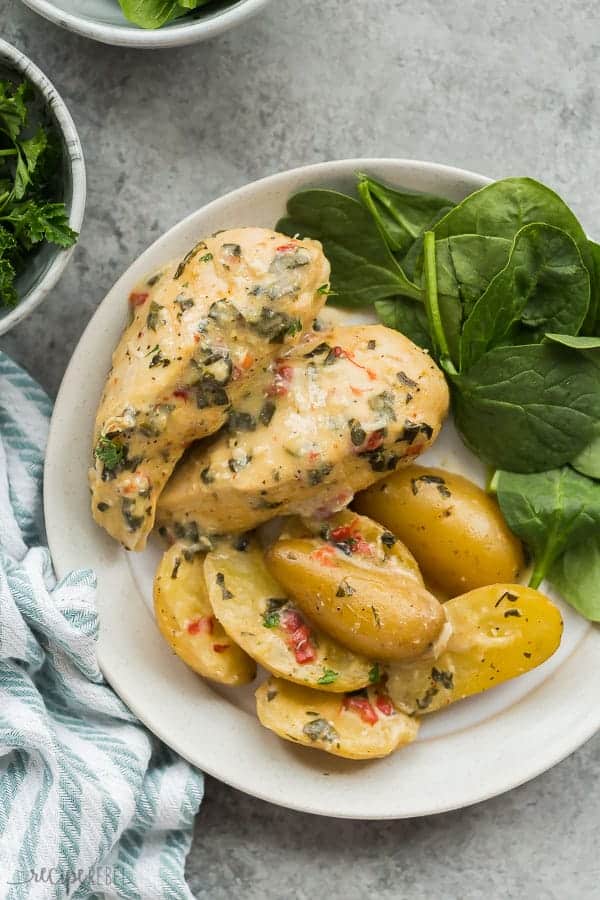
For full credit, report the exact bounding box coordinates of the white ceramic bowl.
[45,159,600,818]
[0,39,85,337]
[20,0,273,48]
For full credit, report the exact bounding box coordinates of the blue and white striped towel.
[0,352,204,899]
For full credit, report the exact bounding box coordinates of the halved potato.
[154,542,256,685]
[256,677,419,759]
[387,583,563,715]
[354,465,525,595]
[204,537,373,692]
[265,510,446,662]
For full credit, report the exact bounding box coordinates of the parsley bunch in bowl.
[0,77,78,308]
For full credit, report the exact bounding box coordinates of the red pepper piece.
[343,695,378,725]
[212,643,230,653]
[281,610,317,664]
[267,363,294,397]
[187,616,214,636]
[375,694,394,716]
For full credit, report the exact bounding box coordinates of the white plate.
[20,0,272,48]
[45,159,600,819]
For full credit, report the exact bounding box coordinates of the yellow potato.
[256,677,419,759]
[153,543,255,686]
[354,465,525,595]
[387,583,563,715]
[265,510,446,662]
[204,537,373,692]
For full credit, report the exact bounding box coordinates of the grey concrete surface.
[1,0,599,896]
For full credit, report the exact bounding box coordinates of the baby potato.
[204,537,373,692]
[265,510,446,662]
[256,677,419,760]
[354,465,525,596]
[154,543,256,686]
[387,583,563,715]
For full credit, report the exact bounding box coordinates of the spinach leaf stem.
[423,231,456,375]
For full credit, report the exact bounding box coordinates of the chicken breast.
[156,323,449,539]
[90,228,329,550]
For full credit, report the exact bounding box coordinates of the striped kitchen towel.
[0,352,204,900]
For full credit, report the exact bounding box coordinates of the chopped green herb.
[94,436,126,472]
[259,399,276,426]
[431,667,454,689]
[146,300,164,331]
[302,717,339,743]
[368,664,381,684]
[411,474,451,498]
[215,572,233,600]
[307,463,333,486]
[262,598,286,628]
[317,669,339,685]
[348,418,367,447]
[0,77,78,307]
[174,240,207,279]
[228,410,257,432]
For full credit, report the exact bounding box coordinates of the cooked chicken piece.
[90,228,329,550]
[156,324,449,539]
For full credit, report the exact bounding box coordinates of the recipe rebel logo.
[6,865,130,892]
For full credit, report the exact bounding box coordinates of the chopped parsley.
[94,435,125,472]
[262,598,286,628]
[146,301,164,331]
[317,669,339,685]
[368,663,381,684]
[302,717,338,743]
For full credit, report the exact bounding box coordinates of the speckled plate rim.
[44,159,600,819]
[0,39,86,336]
[20,0,273,48]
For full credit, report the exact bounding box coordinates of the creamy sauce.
[89,228,329,550]
[156,323,449,539]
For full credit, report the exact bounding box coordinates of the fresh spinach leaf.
[118,0,209,28]
[429,234,512,363]
[582,240,600,335]
[451,343,600,471]
[374,297,432,352]
[544,333,600,350]
[434,176,587,246]
[549,534,600,621]
[571,427,600,479]
[401,204,454,281]
[357,173,453,256]
[277,189,420,307]
[460,224,590,370]
[496,466,600,588]
[422,231,455,372]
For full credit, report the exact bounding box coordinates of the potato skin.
[256,677,419,760]
[354,465,525,596]
[387,583,563,715]
[154,543,256,686]
[265,512,445,662]
[203,537,373,693]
